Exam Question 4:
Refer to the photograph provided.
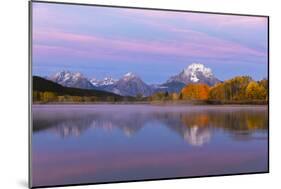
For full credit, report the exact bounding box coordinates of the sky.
[32,2,268,84]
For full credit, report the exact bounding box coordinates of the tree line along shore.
[33,76,268,105]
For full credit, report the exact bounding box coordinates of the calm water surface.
[32,105,268,187]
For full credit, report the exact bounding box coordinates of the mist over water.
[32,105,268,187]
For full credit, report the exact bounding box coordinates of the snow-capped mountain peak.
[122,72,138,81]
[123,72,136,78]
[113,72,152,97]
[52,70,70,81]
[90,76,117,86]
[183,63,213,79]
[167,63,220,86]
[102,77,116,85]
[73,72,82,78]
[90,78,99,86]
[49,71,94,89]
[51,71,85,82]
[89,72,151,97]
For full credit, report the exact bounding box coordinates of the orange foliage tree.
[180,83,210,100]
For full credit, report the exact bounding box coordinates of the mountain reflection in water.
[32,105,268,187]
[33,105,267,146]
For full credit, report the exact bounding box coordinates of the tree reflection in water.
[33,105,268,146]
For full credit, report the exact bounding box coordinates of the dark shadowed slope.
[33,76,122,98]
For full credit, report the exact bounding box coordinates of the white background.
[0,0,280,188]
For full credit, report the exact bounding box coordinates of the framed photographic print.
[29,0,269,188]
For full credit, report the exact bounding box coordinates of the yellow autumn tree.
[171,92,179,101]
[208,83,226,100]
[258,79,268,100]
[246,81,266,100]
[181,84,210,100]
[209,76,252,101]
[42,91,57,102]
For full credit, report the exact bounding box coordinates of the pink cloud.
[183,13,267,28]
[121,8,267,29]
[32,3,81,27]
[32,3,267,65]
[33,30,265,62]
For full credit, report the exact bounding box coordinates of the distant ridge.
[43,63,220,96]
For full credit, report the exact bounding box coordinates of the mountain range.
[33,76,122,99]
[47,63,220,97]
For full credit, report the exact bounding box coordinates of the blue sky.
[32,2,268,84]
